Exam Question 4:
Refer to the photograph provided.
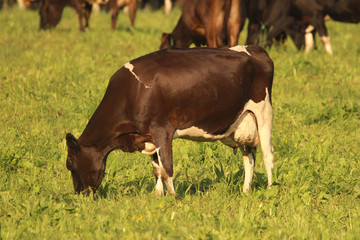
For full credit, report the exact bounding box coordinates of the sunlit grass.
[1,7,360,239]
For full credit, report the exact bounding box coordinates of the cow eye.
[66,158,73,170]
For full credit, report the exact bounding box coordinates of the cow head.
[39,0,62,30]
[65,133,107,195]
[160,33,174,49]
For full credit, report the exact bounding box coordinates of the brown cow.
[66,45,275,197]
[38,0,92,31]
[160,0,246,49]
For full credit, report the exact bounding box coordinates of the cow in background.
[38,0,92,31]
[244,0,314,51]
[246,0,360,55]
[302,0,360,53]
[107,0,137,30]
[160,0,246,49]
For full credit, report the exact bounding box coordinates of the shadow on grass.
[175,178,214,199]
[95,168,275,199]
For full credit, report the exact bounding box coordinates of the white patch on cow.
[304,25,315,53]
[141,142,157,155]
[234,111,259,147]
[305,33,314,53]
[243,88,274,187]
[151,147,175,196]
[173,106,260,148]
[154,177,164,197]
[243,151,255,194]
[320,36,333,55]
[305,25,315,33]
[124,62,151,88]
[164,177,176,196]
[174,88,274,189]
[174,126,224,141]
[229,45,251,55]
[152,147,164,197]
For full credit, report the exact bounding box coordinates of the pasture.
[1,6,360,239]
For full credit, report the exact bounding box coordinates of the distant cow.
[107,0,137,30]
[66,45,275,197]
[160,0,246,49]
[38,0,92,31]
[247,0,360,55]
[244,0,314,51]
[261,0,333,54]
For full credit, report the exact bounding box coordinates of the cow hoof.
[154,189,164,198]
[242,187,250,195]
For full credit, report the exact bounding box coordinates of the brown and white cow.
[66,45,275,197]
[160,0,246,49]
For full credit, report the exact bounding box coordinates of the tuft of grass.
[1,7,360,239]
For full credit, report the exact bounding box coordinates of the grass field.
[1,6,360,239]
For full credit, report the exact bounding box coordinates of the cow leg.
[151,153,164,197]
[128,0,137,27]
[258,107,274,188]
[246,22,261,45]
[247,90,274,189]
[205,26,218,47]
[164,0,172,15]
[84,2,92,28]
[310,16,333,55]
[71,0,85,32]
[226,0,244,47]
[151,128,176,197]
[320,36,333,55]
[110,5,119,30]
[241,146,256,194]
[304,25,319,53]
[204,2,220,48]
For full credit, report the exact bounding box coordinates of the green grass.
[1,6,360,239]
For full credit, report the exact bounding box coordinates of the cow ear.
[66,133,81,152]
[161,33,169,45]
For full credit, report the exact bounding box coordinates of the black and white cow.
[246,0,360,55]
[65,45,275,197]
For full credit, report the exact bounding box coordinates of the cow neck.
[77,103,130,154]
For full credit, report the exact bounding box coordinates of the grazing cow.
[160,0,246,49]
[263,0,334,54]
[247,0,360,55]
[160,18,207,49]
[244,0,314,51]
[66,45,275,197]
[38,0,92,31]
[302,0,360,53]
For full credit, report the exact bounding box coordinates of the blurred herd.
[1,0,359,54]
